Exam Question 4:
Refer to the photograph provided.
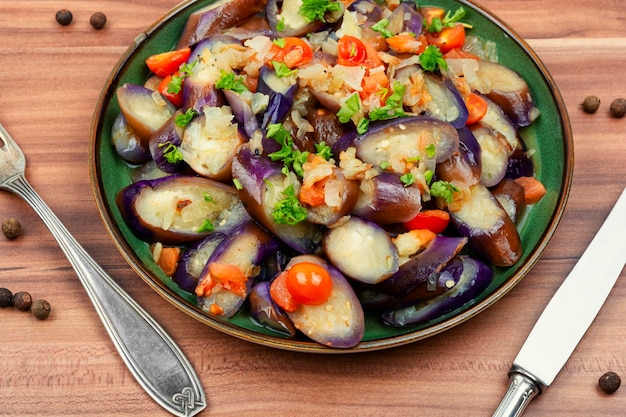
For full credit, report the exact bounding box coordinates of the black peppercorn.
[609,98,626,118]
[12,291,32,311]
[0,287,12,307]
[31,299,51,320]
[2,217,21,240]
[90,12,107,30]
[55,9,73,26]
[599,371,621,394]
[581,95,601,114]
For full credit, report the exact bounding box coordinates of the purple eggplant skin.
[435,127,481,187]
[111,114,151,164]
[505,148,534,179]
[249,281,297,337]
[422,75,469,129]
[306,107,351,148]
[116,83,177,145]
[450,183,522,267]
[231,145,323,254]
[382,255,494,326]
[266,0,326,37]
[116,175,250,245]
[196,221,280,318]
[223,89,262,140]
[348,0,382,23]
[490,178,526,223]
[176,0,269,48]
[322,217,399,284]
[357,256,464,312]
[352,173,422,224]
[475,60,541,127]
[371,235,467,297]
[173,233,226,292]
[283,254,365,348]
[332,116,460,169]
[256,65,299,131]
[470,125,512,187]
[477,96,521,152]
[148,110,189,174]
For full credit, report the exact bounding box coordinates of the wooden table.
[0,1,624,415]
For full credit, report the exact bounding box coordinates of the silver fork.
[0,122,206,417]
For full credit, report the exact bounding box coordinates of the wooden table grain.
[0,1,624,416]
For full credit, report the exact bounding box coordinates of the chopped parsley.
[380,161,390,170]
[203,193,215,203]
[233,178,243,190]
[215,70,249,93]
[424,169,434,185]
[371,19,393,38]
[369,82,407,121]
[419,45,448,72]
[267,123,309,177]
[158,142,184,164]
[430,180,460,203]
[272,185,308,225]
[336,93,361,123]
[175,108,197,127]
[356,118,370,134]
[400,173,415,187]
[426,6,472,33]
[299,0,342,23]
[271,60,297,77]
[272,38,286,48]
[276,17,286,32]
[425,144,437,159]
[315,142,333,160]
[167,61,196,94]
[197,219,215,233]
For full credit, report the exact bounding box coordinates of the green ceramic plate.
[89,0,573,352]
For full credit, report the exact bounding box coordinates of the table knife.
[493,186,626,417]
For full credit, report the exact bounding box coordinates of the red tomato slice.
[146,48,191,77]
[157,74,184,108]
[403,209,451,234]
[285,262,333,306]
[270,271,299,312]
[337,35,367,66]
[269,37,313,68]
[424,24,466,55]
[465,93,488,125]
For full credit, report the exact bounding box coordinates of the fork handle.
[4,174,206,417]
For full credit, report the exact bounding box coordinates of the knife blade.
[493,186,626,417]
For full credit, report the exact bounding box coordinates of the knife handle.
[492,365,545,417]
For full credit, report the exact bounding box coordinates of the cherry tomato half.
[337,35,367,66]
[146,47,191,77]
[157,73,184,108]
[465,92,488,125]
[285,262,333,306]
[269,37,313,68]
[424,23,466,55]
[403,209,451,234]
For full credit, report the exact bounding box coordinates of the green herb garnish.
[430,180,460,203]
[215,70,249,93]
[271,60,297,77]
[419,45,448,72]
[299,0,342,23]
[167,61,196,94]
[267,123,309,177]
[233,178,243,190]
[425,144,437,159]
[203,193,215,203]
[371,18,393,38]
[197,219,215,233]
[315,142,333,160]
[272,185,308,225]
[336,93,361,123]
[369,82,407,121]
[158,142,184,164]
[426,6,471,33]
[175,108,197,127]
[276,18,286,32]
[400,173,415,186]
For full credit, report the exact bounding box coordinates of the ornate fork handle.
[3,174,206,417]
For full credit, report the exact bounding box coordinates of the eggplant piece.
[249,281,297,336]
[382,255,494,326]
[371,235,467,296]
[223,89,268,139]
[231,145,323,254]
[470,125,512,187]
[116,83,177,145]
[332,117,460,171]
[196,221,280,318]
[357,256,464,311]
[176,0,269,48]
[505,148,534,179]
[303,165,360,226]
[148,110,189,174]
[173,233,226,292]
[490,178,526,223]
[435,127,481,187]
[322,217,399,284]
[474,60,540,127]
[352,173,422,224]
[179,106,245,181]
[306,107,350,148]
[450,183,522,266]
[477,96,520,152]
[347,0,382,23]
[422,75,469,128]
[111,114,151,164]
[256,65,299,131]
[116,175,250,244]
[283,254,365,348]
[266,0,326,37]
